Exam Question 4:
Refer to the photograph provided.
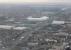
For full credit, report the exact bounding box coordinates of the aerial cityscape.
[0,3,70,50]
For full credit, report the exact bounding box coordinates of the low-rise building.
[52,21,65,25]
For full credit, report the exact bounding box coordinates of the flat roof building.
[52,21,65,25]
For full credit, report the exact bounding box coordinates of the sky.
[0,0,70,4]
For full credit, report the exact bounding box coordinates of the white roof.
[13,27,27,30]
[45,39,57,42]
[0,25,13,29]
[0,25,27,30]
[27,16,49,21]
[54,32,68,36]
[52,21,65,24]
